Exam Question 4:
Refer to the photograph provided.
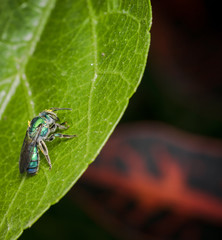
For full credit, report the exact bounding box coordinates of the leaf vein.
[85,0,98,158]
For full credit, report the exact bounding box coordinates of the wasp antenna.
[50,108,72,111]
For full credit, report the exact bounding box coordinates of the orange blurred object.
[73,123,222,240]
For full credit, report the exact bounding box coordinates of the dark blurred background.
[21,0,222,239]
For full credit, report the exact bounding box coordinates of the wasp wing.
[19,131,33,173]
[19,125,43,173]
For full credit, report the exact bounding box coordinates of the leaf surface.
[0,0,152,239]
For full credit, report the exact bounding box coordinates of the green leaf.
[0,0,152,239]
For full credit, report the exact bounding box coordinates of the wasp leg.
[56,122,70,130]
[49,124,57,132]
[39,140,52,169]
[46,133,76,142]
[50,122,69,133]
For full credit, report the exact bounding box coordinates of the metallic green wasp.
[19,108,76,175]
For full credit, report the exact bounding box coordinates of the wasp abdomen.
[27,145,39,174]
